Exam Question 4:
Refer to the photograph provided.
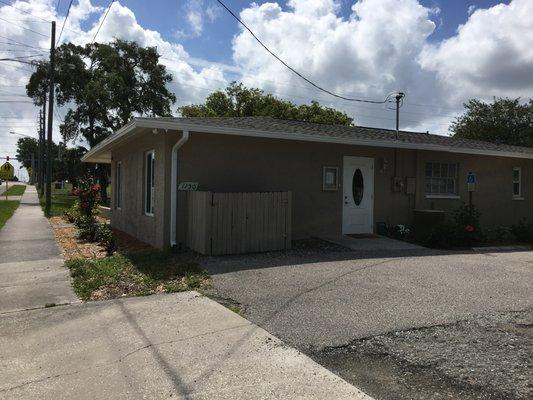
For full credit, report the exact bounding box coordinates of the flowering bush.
[72,176,100,218]
[391,224,411,240]
[423,203,484,249]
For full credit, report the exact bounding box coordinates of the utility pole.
[393,92,405,179]
[395,92,405,139]
[38,109,43,191]
[45,21,56,215]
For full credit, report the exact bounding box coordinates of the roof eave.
[82,118,533,161]
[81,120,137,163]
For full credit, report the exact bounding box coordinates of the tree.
[26,39,176,202]
[179,82,353,125]
[450,98,533,147]
[16,137,69,182]
[15,137,39,170]
[55,146,88,187]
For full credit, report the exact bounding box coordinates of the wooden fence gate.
[187,191,292,255]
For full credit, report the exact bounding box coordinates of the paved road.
[0,292,372,400]
[0,185,77,313]
[204,247,533,349]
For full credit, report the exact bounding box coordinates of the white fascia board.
[81,121,137,163]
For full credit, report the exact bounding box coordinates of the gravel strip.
[315,309,532,400]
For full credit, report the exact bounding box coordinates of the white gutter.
[170,130,190,248]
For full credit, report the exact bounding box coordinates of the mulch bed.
[49,216,153,261]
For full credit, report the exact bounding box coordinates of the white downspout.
[170,130,190,248]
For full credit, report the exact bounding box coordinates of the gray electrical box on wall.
[391,176,403,192]
[406,177,416,195]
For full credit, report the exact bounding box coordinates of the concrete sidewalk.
[0,292,372,400]
[0,185,77,313]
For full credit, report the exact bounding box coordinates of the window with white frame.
[513,167,522,198]
[144,150,155,215]
[425,162,458,196]
[115,161,122,209]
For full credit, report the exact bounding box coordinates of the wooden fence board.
[187,191,292,255]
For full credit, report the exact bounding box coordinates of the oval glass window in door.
[352,168,364,205]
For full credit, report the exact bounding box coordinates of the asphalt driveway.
[203,245,533,350]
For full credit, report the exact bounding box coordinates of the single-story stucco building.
[82,116,533,251]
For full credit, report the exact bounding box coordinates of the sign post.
[1,157,15,200]
[467,172,476,216]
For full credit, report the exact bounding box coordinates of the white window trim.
[425,162,459,197]
[115,161,122,210]
[513,167,523,200]
[144,150,155,216]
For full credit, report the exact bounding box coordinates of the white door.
[342,156,374,234]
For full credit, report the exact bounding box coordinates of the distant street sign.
[0,162,14,180]
[467,172,476,192]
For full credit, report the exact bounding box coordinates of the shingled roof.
[83,116,533,163]
[151,116,533,155]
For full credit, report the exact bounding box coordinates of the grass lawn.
[3,184,26,196]
[0,201,19,230]
[65,251,210,300]
[40,184,77,217]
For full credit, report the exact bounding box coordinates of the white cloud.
[2,0,533,180]
[174,0,221,39]
[0,0,226,180]
[231,0,533,133]
[419,0,533,103]
[232,0,441,130]
[467,5,477,15]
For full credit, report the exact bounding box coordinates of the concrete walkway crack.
[0,323,251,393]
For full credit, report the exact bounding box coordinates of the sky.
[0,0,531,180]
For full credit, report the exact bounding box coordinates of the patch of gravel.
[315,309,532,400]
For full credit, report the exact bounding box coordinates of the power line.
[56,0,74,45]
[91,0,115,44]
[0,54,46,60]
[0,16,50,38]
[213,0,397,104]
[0,0,51,23]
[0,35,45,50]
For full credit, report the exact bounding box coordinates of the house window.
[425,162,458,196]
[115,161,122,209]
[144,150,155,215]
[513,167,522,199]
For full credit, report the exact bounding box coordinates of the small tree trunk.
[97,164,110,206]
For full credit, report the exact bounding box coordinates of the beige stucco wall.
[109,129,533,249]
[109,130,179,248]
[414,150,533,226]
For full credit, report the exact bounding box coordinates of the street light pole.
[45,21,56,215]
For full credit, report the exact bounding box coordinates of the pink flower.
[465,225,475,232]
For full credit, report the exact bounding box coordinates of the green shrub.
[77,217,99,241]
[95,224,115,253]
[422,203,484,249]
[511,219,533,243]
[423,222,459,249]
[63,200,81,223]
